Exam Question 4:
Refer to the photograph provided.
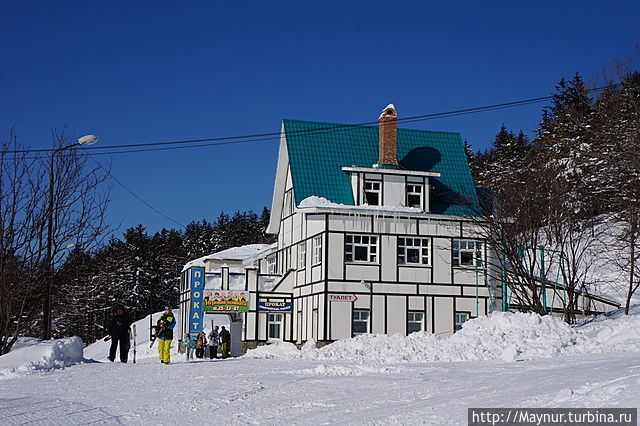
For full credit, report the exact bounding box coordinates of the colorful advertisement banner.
[203,290,249,312]
[258,301,292,312]
[189,267,205,334]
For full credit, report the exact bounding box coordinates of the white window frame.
[398,237,430,265]
[313,236,323,265]
[406,183,423,209]
[298,242,306,269]
[268,313,284,340]
[454,312,470,332]
[345,234,378,263]
[407,311,424,334]
[363,180,381,206]
[452,240,484,267]
[352,309,370,336]
[266,255,277,274]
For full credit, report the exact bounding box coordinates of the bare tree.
[0,128,110,354]
[0,129,47,354]
[471,166,550,315]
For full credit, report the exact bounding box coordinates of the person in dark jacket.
[207,326,220,359]
[156,307,176,364]
[220,326,231,359]
[195,331,207,359]
[107,305,132,363]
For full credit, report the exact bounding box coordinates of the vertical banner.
[190,267,205,334]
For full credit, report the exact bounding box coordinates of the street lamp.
[42,134,98,340]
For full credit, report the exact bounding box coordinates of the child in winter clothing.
[184,333,196,360]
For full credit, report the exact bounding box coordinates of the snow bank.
[244,340,301,359]
[0,337,83,379]
[245,307,640,363]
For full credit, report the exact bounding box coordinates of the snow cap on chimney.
[378,104,398,167]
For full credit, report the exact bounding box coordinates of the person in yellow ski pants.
[155,307,176,364]
[157,338,172,363]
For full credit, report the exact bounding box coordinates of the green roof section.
[283,119,480,216]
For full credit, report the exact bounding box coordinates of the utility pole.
[42,135,98,340]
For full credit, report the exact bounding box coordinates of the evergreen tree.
[472,125,531,190]
[53,208,273,343]
[536,73,597,217]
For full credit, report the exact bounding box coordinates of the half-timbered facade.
[179,104,617,353]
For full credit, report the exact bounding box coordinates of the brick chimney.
[378,104,398,167]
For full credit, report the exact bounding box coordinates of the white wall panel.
[386,296,406,335]
[383,174,404,206]
[327,233,344,280]
[330,301,351,339]
[345,264,379,281]
[398,266,431,283]
[432,238,451,283]
[381,235,397,282]
[372,295,385,334]
[408,296,424,311]
[433,297,454,335]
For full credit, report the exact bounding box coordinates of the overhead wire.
[79,146,187,228]
[0,83,620,160]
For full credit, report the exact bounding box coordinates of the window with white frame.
[266,255,277,274]
[407,311,424,334]
[398,237,430,265]
[352,309,370,335]
[313,236,322,265]
[298,242,306,269]
[406,183,423,208]
[363,180,381,206]
[345,235,378,263]
[454,312,470,332]
[452,240,484,267]
[268,313,284,340]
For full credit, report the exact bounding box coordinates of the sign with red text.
[203,290,249,312]
[329,293,358,302]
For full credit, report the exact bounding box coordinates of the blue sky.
[1,1,638,234]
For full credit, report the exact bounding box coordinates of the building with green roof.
[243,104,500,347]
[177,105,621,352]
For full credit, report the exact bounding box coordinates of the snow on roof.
[298,196,423,214]
[182,244,273,271]
[379,104,396,116]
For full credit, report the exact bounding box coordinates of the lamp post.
[42,134,98,340]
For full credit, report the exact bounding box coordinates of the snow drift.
[0,337,83,379]
[245,306,640,363]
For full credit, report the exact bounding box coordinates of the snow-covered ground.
[0,307,638,424]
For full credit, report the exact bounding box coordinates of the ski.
[132,324,137,364]
[149,324,165,348]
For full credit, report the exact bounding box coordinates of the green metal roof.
[283,119,480,216]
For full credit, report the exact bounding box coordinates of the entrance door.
[268,313,284,340]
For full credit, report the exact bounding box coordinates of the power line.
[1,83,620,158]
[80,146,187,228]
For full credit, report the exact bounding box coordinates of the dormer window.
[406,184,423,209]
[364,181,381,206]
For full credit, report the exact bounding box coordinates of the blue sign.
[258,300,292,312]
[190,267,205,333]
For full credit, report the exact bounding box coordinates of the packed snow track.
[0,353,638,425]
